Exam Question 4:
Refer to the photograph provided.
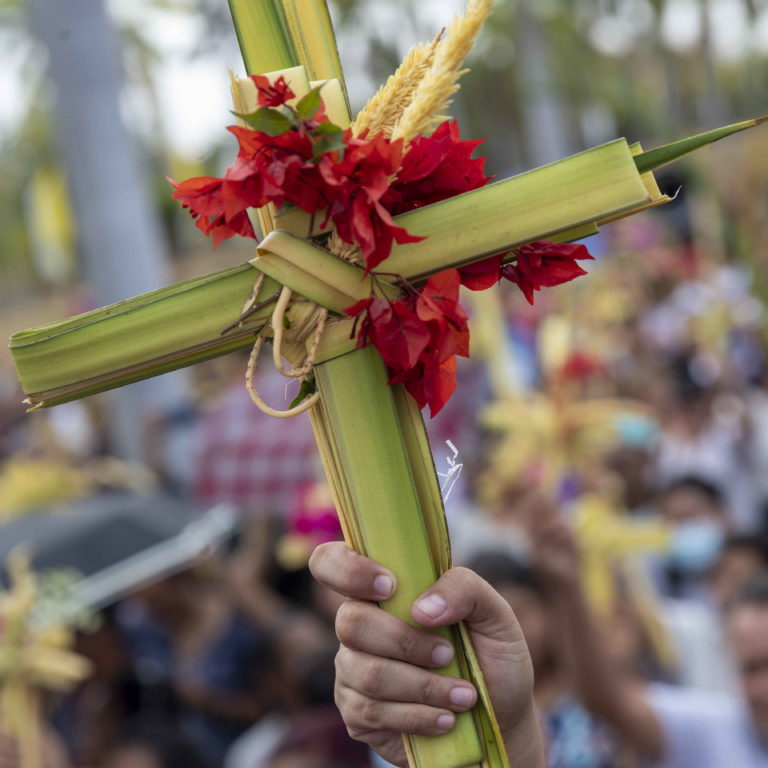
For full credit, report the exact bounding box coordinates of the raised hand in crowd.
[309,542,545,768]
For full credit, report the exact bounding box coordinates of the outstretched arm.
[309,542,545,768]
[532,512,665,761]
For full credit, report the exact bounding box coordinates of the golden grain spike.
[393,0,494,143]
[352,32,441,138]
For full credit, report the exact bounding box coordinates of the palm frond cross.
[9,2,764,766]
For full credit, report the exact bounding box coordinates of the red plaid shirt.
[192,372,319,515]
[191,360,487,516]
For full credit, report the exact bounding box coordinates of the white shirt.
[648,684,768,768]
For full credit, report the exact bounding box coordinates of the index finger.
[309,541,397,602]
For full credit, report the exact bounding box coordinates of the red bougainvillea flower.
[171,122,327,246]
[502,241,594,304]
[168,175,257,247]
[387,120,490,214]
[319,132,424,271]
[250,74,295,107]
[172,111,493,263]
[226,125,327,213]
[458,241,595,297]
[345,269,469,416]
[323,120,491,270]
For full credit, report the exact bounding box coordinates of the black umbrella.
[0,493,237,609]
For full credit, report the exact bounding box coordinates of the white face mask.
[668,519,725,573]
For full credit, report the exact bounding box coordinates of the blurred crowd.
[4,205,768,768]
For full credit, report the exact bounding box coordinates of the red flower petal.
[250,74,295,107]
[501,263,537,304]
[169,176,224,218]
[419,356,457,417]
[343,298,374,317]
[416,270,466,327]
[503,241,594,303]
[367,298,431,370]
[458,254,504,291]
[389,121,490,215]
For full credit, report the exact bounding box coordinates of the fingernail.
[374,574,395,599]
[431,643,454,667]
[449,687,475,709]
[416,594,447,619]
[436,713,455,732]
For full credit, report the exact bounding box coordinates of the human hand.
[309,543,541,768]
[530,501,581,590]
[0,726,71,768]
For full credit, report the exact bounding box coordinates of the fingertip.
[374,573,396,600]
[436,712,456,732]
[309,543,397,601]
[430,642,454,667]
[413,593,448,623]
[448,685,477,710]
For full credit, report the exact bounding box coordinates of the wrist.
[502,703,546,768]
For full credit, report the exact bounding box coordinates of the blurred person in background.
[646,475,736,693]
[53,608,143,766]
[224,500,366,768]
[115,567,274,766]
[654,377,757,531]
[712,535,768,609]
[190,361,319,517]
[533,511,768,767]
[100,723,211,768]
[656,475,730,601]
[663,533,768,694]
[465,550,622,767]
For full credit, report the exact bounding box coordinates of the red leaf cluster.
[346,269,469,416]
[385,121,490,214]
[171,112,489,272]
[457,243,594,301]
[501,241,594,304]
[317,132,424,271]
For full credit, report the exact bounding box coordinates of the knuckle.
[335,600,362,644]
[342,554,370,592]
[417,674,440,704]
[334,682,348,714]
[337,688,368,734]
[359,658,387,695]
[307,543,330,579]
[361,696,382,728]
[395,627,417,660]
[334,646,352,680]
[402,707,426,734]
[450,566,477,586]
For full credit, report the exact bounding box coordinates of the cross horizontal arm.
[9,138,656,408]
[11,265,279,407]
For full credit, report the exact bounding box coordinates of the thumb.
[411,567,525,645]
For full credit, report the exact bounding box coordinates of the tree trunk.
[27,0,187,461]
